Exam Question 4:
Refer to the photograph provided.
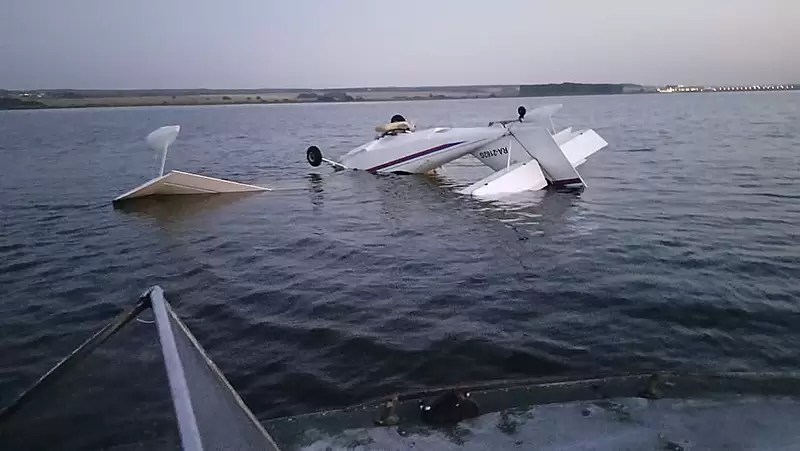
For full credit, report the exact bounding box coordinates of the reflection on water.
[306,173,325,210]
[306,157,585,240]
[112,193,261,224]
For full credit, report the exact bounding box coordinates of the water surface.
[1,92,799,449]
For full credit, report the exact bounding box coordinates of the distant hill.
[0,85,518,99]
[0,97,46,109]
[24,88,312,99]
[519,82,643,97]
[0,82,661,110]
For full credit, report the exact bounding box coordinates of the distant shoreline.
[0,83,639,110]
[0,92,651,111]
[2,82,796,111]
[0,93,499,111]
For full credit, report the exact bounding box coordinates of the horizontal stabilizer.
[560,129,608,167]
[459,160,547,197]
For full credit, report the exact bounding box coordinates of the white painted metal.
[469,135,514,172]
[507,124,585,186]
[322,157,348,171]
[560,129,608,167]
[149,286,205,451]
[338,126,505,174]
[459,160,548,197]
[553,127,574,145]
[113,170,269,202]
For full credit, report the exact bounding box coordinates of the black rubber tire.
[306,145,323,167]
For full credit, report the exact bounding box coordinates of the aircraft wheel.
[306,145,323,167]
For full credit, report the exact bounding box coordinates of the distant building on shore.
[658,84,797,93]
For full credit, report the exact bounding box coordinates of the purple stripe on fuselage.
[366,141,464,173]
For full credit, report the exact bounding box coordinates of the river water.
[1,92,799,450]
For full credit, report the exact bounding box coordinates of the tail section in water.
[509,126,585,187]
[459,160,548,197]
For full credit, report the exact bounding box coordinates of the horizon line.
[3,81,798,93]
[1,81,633,92]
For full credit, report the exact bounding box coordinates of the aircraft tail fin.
[509,126,585,187]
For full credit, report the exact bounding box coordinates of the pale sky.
[1,0,797,90]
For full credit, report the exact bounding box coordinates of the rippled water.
[1,93,799,449]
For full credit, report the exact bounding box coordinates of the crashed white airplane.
[306,105,607,197]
